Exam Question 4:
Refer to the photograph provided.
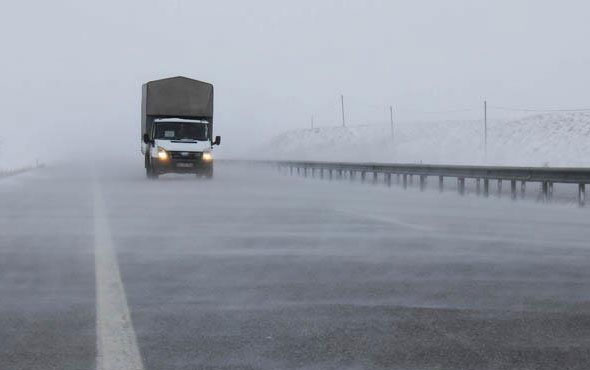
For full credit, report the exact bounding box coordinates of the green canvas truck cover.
[142,76,214,138]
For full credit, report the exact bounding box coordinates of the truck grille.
[169,151,202,160]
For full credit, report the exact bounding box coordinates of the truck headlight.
[202,152,213,162]
[157,147,169,160]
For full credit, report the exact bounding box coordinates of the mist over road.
[2,162,590,370]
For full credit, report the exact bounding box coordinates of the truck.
[141,76,221,179]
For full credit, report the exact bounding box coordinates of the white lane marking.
[94,183,144,370]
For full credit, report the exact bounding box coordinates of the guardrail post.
[338,169,343,178]
[542,181,548,202]
[548,182,554,201]
[361,171,366,182]
[520,181,526,199]
[497,180,502,198]
[483,179,489,197]
[350,170,355,181]
[476,178,481,195]
[439,176,444,192]
[396,174,400,185]
[304,167,308,177]
[386,173,392,187]
[419,175,426,191]
[373,172,378,184]
[403,174,408,189]
[409,175,414,186]
[289,166,293,176]
[511,180,517,200]
[328,169,333,180]
[579,184,586,207]
[320,168,324,179]
[297,167,300,175]
[458,178,465,195]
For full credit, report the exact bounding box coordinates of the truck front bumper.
[152,157,213,175]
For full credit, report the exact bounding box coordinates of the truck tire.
[145,155,158,179]
[197,166,213,179]
[149,168,159,179]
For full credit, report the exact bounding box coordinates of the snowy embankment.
[261,113,590,167]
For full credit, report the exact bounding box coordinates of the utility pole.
[389,105,394,140]
[484,100,488,161]
[340,94,346,127]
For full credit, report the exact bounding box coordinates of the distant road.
[2,162,590,370]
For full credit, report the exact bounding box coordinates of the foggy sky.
[1,0,589,161]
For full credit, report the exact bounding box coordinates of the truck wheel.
[203,167,213,179]
[145,157,158,179]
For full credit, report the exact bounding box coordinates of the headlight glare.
[157,147,168,160]
[202,152,213,161]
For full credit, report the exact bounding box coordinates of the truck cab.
[143,118,220,178]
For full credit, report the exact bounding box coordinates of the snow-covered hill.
[260,113,590,167]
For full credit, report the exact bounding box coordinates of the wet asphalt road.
[1,161,590,370]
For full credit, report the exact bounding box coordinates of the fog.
[1,0,590,165]
[4,4,590,368]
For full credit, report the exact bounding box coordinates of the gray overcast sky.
[1,0,589,160]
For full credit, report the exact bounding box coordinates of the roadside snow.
[260,113,590,167]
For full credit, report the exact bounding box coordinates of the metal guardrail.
[271,160,589,207]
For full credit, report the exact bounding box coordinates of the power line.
[399,108,479,114]
[489,105,590,112]
[305,100,590,131]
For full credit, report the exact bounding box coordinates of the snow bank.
[260,113,590,167]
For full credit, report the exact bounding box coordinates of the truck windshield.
[154,122,208,141]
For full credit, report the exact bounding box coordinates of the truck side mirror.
[213,136,221,146]
[143,134,150,144]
